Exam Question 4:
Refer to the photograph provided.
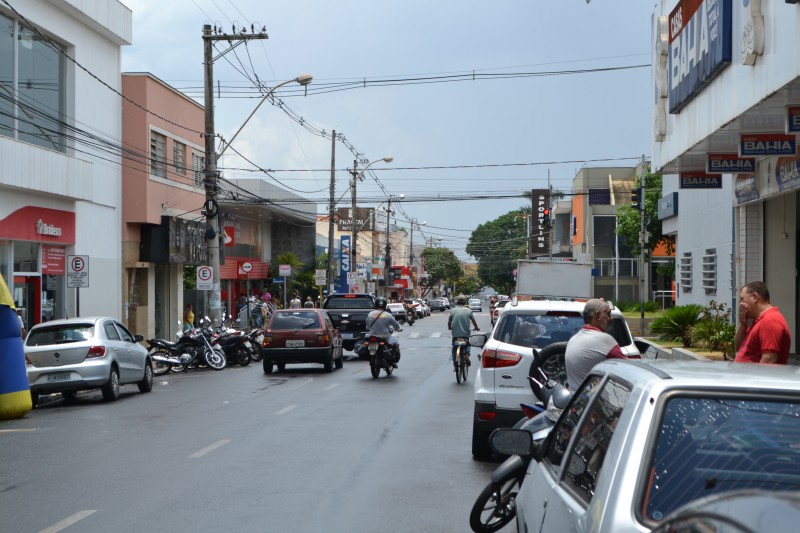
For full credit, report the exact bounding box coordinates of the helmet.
[456,295,468,306]
[374,297,388,309]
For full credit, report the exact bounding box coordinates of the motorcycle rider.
[366,296,402,367]
[448,294,479,369]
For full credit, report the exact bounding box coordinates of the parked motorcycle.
[469,365,571,533]
[246,327,264,362]
[148,319,226,373]
[210,326,253,366]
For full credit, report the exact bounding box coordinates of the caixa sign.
[340,235,351,273]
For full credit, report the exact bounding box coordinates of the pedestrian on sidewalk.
[734,281,791,364]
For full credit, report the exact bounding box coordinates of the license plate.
[286,340,305,348]
[47,372,70,382]
[341,332,353,339]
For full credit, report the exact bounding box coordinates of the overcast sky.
[120,0,656,260]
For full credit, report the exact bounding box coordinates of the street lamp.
[351,156,393,289]
[384,193,405,297]
[203,72,312,327]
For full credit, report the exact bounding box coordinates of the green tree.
[616,170,675,257]
[466,207,529,294]
[419,247,463,297]
[267,252,306,303]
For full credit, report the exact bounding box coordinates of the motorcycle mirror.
[489,428,534,456]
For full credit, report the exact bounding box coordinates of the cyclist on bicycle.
[448,294,479,370]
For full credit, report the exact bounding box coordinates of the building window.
[702,248,717,295]
[680,252,692,293]
[192,152,205,187]
[0,12,66,152]
[588,188,611,206]
[173,141,186,175]
[150,131,166,177]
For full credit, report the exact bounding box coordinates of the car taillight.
[86,345,106,358]
[318,333,329,345]
[477,411,497,421]
[481,348,521,368]
[263,334,272,347]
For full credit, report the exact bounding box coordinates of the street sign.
[346,272,356,282]
[272,277,285,284]
[197,266,213,290]
[67,255,89,288]
[241,261,253,274]
[279,264,291,276]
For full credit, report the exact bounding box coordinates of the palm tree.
[267,252,308,304]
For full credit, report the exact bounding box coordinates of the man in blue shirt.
[448,295,479,369]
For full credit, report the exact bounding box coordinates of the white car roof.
[501,299,623,317]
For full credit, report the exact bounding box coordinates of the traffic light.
[543,208,551,228]
[631,187,642,210]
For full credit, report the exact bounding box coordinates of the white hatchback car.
[471,299,639,459]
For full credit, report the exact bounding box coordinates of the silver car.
[25,317,153,406]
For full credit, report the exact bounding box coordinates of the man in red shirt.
[734,281,791,364]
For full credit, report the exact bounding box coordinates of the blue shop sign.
[776,157,800,192]
[668,0,732,113]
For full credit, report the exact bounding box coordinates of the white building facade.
[0,1,131,328]
[652,0,800,350]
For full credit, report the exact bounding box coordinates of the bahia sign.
[739,133,797,157]
[668,0,732,113]
[707,153,755,174]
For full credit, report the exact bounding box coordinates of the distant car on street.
[262,309,343,373]
[429,298,446,312]
[386,302,409,322]
[25,316,153,406]
[468,298,482,312]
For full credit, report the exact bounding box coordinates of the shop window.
[173,141,186,175]
[0,12,66,152]
[192,152,205,187]
[702,248,717,295]
[151,131,166,178]
[680,252,692,294]
[13,241,38,272]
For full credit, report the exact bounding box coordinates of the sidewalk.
[636,338,800,366]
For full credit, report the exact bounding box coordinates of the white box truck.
[515,259,593,299]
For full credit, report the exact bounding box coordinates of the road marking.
[0,428,38,433]
[189,439,231,458]
[275,404,298,415]
[38,510,97,533]
[407,332,421,339]
[430,332,443,338]
[323,383,339,392]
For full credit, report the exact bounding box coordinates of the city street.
[1,307,514,533]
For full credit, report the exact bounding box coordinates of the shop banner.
[41,246,65,275]
[776,157,800,192]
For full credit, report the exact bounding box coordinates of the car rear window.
[269,312,321,330]
[643,396,800,523]
[26,324,94,346]
[494,311,584,348]
[324,295,374,309]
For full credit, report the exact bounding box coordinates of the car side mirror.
[489,429,534,456]
[469,332,488,348]
[134,334,144,343]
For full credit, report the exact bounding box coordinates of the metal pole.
[384,199,391,298]
[327,130,336,296]
[203,24,222,328]
[639,154,647,336]
[351,159,358,294]
[410,222,415,297]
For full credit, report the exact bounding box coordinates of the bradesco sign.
[668,0,732,113]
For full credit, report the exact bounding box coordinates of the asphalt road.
[1,306,517,533]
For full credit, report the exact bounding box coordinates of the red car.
[262,309,343,373]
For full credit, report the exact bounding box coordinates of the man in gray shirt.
[564,299,625,390]
[448,295,479,368]
[366,297,402,366]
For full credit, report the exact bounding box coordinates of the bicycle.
[453,337,470,384]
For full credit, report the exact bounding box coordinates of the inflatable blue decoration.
[0,272,32,419]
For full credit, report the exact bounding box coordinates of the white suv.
[470,299,640,459]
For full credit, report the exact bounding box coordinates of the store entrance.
[13,275,40,330]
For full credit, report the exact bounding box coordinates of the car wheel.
[263,360,274,374]
[101,365,121,402]
[534,341,569,389]
[30,391,39,408]
[137,361,154,393]
[472,425,493,460]
[324,349,334,373]
[335,347,344,369]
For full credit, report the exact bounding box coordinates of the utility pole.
[384,200,392,298]
[327,130,336,296]
[350,159,359,291]
[639,154,647,336]
[203,24,268,326]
